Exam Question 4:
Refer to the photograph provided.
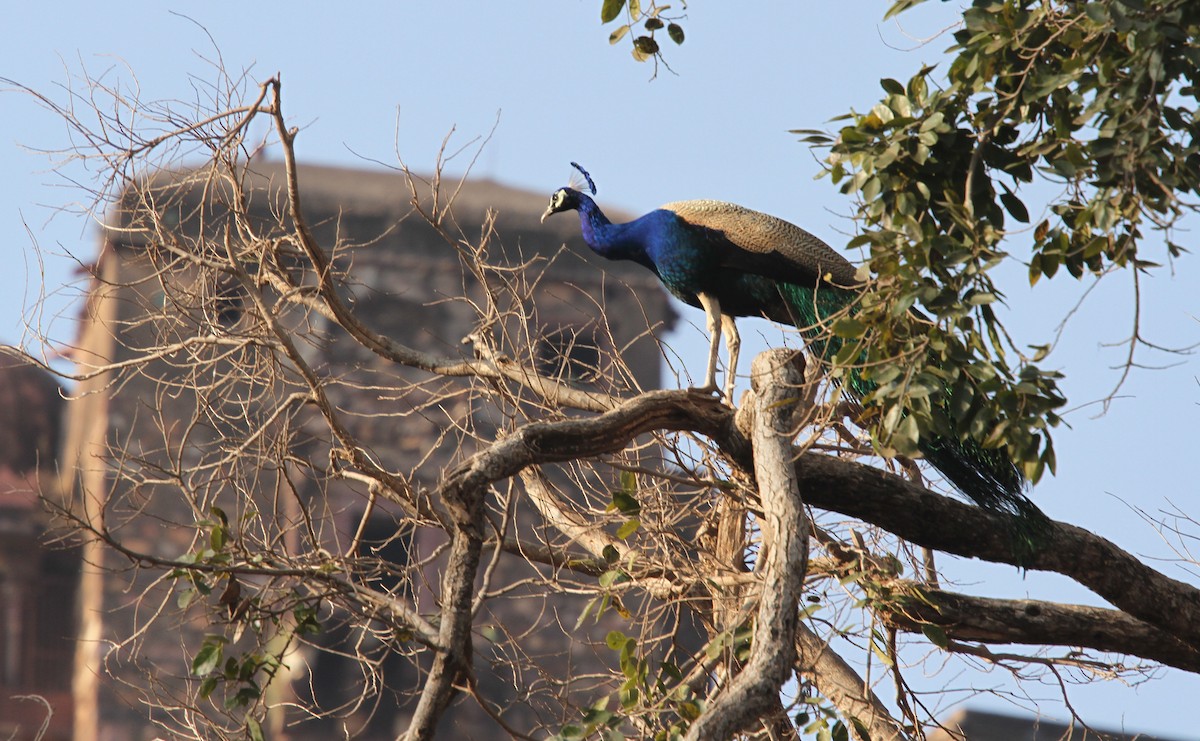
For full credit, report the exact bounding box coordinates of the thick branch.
[687,350,810,741]
[519,468,635,564]
[399,389,727,737]
[194,349,1197,738]
[403,451,487,739]
[879,586,1200,673]
[774,451,1200,655]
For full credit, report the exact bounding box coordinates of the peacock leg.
[695,291,723,394]
[722,313,740,400]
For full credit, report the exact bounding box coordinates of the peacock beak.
[540,205,555,223]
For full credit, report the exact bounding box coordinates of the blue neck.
[575,193,654,267]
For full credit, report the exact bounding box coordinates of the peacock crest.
[568,161,597,195]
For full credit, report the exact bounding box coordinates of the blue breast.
[634,212,802,322]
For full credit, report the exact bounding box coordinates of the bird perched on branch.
[542,162,1044,531]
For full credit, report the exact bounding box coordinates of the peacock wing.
[660,199,860,289]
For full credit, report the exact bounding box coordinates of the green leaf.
[849,716,874,741]
[584,707,615,726]
[198,675,219,699]
[884,0,929,20]
[619,468,638,492]
[624,467,643,491]
[226,684,260,710]
[575,596,601,629]
[619,684,639,708]
[793,128,832,144]
[192,642,223,677]
[615,518,640,539]
[667,23,685,45]
[610,488,641,515]
[922,624,950,649]
[832,317,867,338]
[599,569,628,587]
[833,340,862,367]
[892,414,920,456]
[861,176,881,202]
[560,724,585,739]
[178,587,197,610]
[247,717,264,741]
[1000,191,1030,223]
[211,524,226,551]
[677,698,702,720]
[660,661,683,682]
[705,631,728,660]
[1084,3,1109,24]
[632,35,659,61]
[870,638,894,667]
[600,0,626,23]
[918,111,945,132]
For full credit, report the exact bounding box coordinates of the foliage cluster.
[801,0,1200,477]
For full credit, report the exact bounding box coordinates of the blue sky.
[2,2,1197,737]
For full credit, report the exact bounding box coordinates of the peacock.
[541,163,1045,530]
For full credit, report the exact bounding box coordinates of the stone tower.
[58,162,676,739]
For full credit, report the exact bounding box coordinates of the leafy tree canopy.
[608,0,1200,482]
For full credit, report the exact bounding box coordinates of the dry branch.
[686,350,811,740]
[879,586,1200,673]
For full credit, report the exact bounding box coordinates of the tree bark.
[878,586,1200,672]
[686,350,810,741]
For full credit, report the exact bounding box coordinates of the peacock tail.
[773,279,1043,528]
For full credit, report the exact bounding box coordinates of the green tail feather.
[770,280,1047,551]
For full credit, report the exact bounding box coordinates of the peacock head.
[541,161,598,223]
[541,187,585,223]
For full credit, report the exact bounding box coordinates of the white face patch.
[551,189,567,209]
